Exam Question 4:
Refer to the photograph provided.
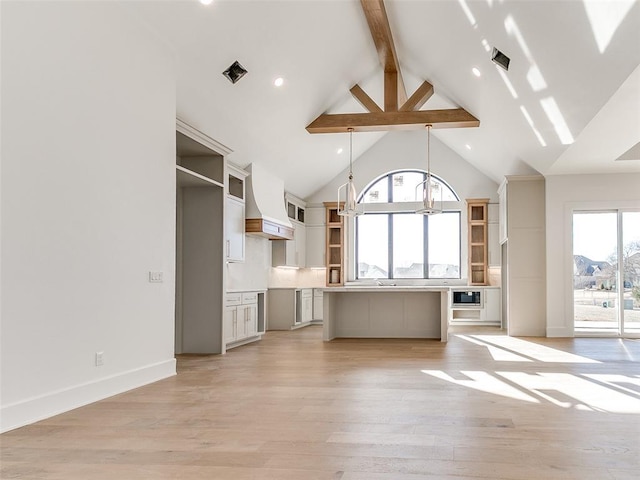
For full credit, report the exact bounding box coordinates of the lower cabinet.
[299,289,313,323]
[449,287,502,327]
[225,291,263,349]
[312,288,323,323]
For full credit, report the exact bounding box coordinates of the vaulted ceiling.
[125,0,640,198]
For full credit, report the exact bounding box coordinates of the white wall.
[307,130,499,283]
[0,2,177,431]
[308,130,499,204]
[546,173,640,337]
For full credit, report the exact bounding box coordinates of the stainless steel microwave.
[452,290,481,306]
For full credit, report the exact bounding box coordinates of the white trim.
[565,201,640,338]
[176,118,233,156]
[547,326,574,337]
[0,359,176,433]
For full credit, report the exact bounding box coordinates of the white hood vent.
[244,163,294,240]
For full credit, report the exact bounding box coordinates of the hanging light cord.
[426,125,432,201]
[348,127,354,180]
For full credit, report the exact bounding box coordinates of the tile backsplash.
[269,267,326,288]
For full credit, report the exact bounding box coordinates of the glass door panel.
[622,211,640,335]
[573,212,619,334]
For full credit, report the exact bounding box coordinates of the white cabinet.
[226,197,245,262]
[501,176,546,336]
[312,288,323,322]
[273,193,307,267]
[241,292,258,337]
[488,203,500,268]
[299,289,313,323]
[498,182,507,244]
[224,293,242,344]
[226,164,247,262]
[450,287,501,326]
[480,288,501,325]
[225,291,262,348]
[305,206,326,268]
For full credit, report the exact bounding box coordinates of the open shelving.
[324,202,344,286]
[467,198,488,285]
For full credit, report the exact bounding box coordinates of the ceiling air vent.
[222,61,248,84]
[491,47,510,71]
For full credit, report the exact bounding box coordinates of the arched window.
[356,170,461,280]
[360,170,459,204]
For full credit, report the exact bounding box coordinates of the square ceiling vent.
[222,61,248,84]
[491,48,510,71]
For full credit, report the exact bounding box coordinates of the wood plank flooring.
[2,325,639,479]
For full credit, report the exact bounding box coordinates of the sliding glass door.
[622,212,640,334]
[573,210,640,336]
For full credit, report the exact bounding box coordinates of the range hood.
[244,163,294,240]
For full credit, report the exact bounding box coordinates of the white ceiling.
[125,0,640,198]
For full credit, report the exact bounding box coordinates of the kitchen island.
[322,286,451,342]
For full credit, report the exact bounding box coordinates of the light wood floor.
[2,326,639,479]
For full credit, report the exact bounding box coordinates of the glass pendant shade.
[416,125,442,215]
[337,128,363,217]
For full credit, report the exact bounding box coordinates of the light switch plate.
[148,271,164,283]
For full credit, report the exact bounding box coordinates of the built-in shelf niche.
[467,198,488,286]
[324,202,344,287]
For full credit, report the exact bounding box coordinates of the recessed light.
[465,144,472,150]
[274,77,284,87]
[199,0,214,5]
[472,67,481,77]
[337,148,343,154]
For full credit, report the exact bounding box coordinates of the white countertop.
[227,289,267,293]
[321,286,450,292]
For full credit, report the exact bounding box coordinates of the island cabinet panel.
[324,288,447,341]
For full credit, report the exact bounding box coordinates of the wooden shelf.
[324,202,344,286]
[467,198,488,286]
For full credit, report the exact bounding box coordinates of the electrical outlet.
[95,351,104,366]
[148,271,164,283]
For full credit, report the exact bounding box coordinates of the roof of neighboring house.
[574,255,612,276]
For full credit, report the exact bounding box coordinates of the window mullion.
[388,213,393,279]
[387,175,393,279]
[424,215,429,279]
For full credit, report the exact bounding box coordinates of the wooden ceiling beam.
[384,71,398,111]
[350,84,383,113]
[360,0,407,106]
[306,109,479,134]
[399,81,434,112]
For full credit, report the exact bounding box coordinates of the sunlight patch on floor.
[457,335,533,362]
[466,335,601,363]
[421,370,539,403]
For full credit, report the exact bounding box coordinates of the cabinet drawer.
[242,292,258,304]
[300,289,313,299]
[226,293,242,306]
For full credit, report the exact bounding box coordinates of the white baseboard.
[0,358,176,433]
[547,326,574,337]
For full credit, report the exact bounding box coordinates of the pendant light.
[416,125,442,215]
[338,128,364,217]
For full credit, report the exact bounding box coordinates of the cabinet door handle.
[226,240,230,257]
